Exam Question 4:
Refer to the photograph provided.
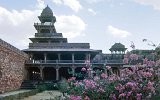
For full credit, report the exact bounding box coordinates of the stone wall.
[0,39,28,93]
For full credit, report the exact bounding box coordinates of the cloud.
[56,15,86,38]
[88,8,97,15]
[0,0,45,50]
[134,0,160,10]
[0,0,86,49]
[51,0,82,12]
[0,7,40,50]
[63,0,82,12]
[36,0,45,9]
[107,25,131,38]
[51,0,62,4]
[86,0,104,4]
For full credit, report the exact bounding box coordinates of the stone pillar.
[116,69,118,75]
[72,66,75,76]
[29,53,33,60]
[72,53,74,63]
[119,66,123,76]
[88,53,91,61]
[40,68,43,80]
[37,24,40,33]
[56,68,59,81]
[39,66,44,80]
[58,53,61,61]
[88,69,92,79]
[86,53,91,61]
[44,53,47,63]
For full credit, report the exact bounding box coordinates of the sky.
[0,0,160,53]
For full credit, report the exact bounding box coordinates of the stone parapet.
[35,33,63,37]
[29,43,90,49]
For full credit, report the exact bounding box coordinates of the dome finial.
[40,5,53,17]
[38,6,56,23]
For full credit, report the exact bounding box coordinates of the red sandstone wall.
[0,39,28,93]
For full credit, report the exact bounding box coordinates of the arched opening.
[28,67,40,80]
[59,67,72,80]
[112,67,119,75]
[75,67,87,80]
[43,67,56,80]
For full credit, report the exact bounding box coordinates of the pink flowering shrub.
[69,95,82,100]
[58,55,160,100]
[123,53,140,64]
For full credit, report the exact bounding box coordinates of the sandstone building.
[23,6,101,81]
[0,6,126,93]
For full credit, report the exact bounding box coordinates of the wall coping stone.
[0,39,28,58]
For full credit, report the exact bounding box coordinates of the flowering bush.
[58,54,160,100]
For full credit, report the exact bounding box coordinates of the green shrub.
[37,83,58,92]
[37,84,47,92]
[57,79,69,93]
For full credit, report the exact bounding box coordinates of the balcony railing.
[34,23,54,26]
[25,60,124,64]
[106,60,124,64]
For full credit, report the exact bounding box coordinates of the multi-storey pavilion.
[23,6,101,81]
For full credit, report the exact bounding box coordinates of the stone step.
[20,81,37,89]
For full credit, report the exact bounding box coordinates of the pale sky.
[0,0,160,53]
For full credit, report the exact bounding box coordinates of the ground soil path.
[22,90,62,100]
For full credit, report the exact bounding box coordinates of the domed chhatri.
[111,43,125,49]
[33,5,67,42]
[38,5,56,23]
[110,43,127,54]
[41,5,53,17]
